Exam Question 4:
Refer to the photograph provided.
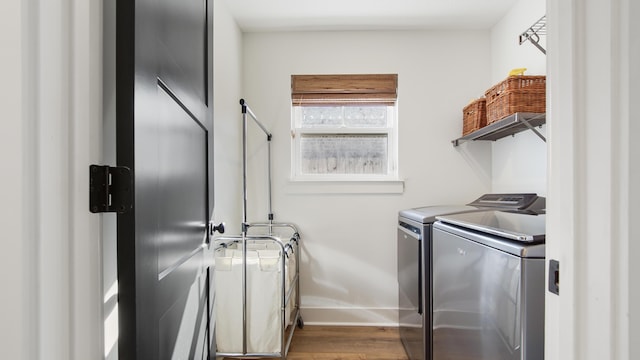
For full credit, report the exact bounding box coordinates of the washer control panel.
[467,193,543,211]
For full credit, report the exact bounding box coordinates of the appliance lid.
[399,205,480,224]
[399,193,545,224]
[436,210,546,242]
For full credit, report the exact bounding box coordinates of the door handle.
[209,222,225,235]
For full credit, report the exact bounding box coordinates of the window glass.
[300,134,388,175]
[343,106,387,127]
[301,107,343,127]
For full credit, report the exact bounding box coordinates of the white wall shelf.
[452,112,546,146]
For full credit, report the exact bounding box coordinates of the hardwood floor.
[220,326,409,360]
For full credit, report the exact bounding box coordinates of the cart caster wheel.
[297,317,304,329]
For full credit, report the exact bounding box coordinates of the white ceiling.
[222,0,519,32]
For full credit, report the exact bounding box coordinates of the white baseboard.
[299,307,399,327]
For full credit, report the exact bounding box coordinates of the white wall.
[490,0,546,82]
[630,1,640,354]
[0,1,33,358]
[241,30,492,324]
[1,1,103,359]
[631,1,640,356]
[213,1,245,235]
[490,0,547,195]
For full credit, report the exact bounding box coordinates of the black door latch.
[548,259,559,295]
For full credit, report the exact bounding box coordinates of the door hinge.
[89,165,133,214]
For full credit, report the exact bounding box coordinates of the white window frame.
[290,104,399,182]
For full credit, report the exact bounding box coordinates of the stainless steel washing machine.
[432,210,546,360]
[397,194,545,360]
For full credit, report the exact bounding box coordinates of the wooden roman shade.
[291,74,398,105]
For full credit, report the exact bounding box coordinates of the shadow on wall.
[454,141,492,190]
[297,240,398,325]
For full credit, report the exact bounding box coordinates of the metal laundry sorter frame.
[214,225,302,358]
[213,99,303,359]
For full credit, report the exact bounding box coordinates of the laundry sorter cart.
[213,99,303,359]
[214,224,302,358]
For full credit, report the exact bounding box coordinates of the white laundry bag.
[215,242,295,354]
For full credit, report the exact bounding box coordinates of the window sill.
[285,179,405,194]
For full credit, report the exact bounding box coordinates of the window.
[291,74,398,181]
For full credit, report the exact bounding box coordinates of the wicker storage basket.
[462,98,487,136]
[485,75,546,124]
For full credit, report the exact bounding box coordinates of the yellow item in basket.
[509,68,527,76]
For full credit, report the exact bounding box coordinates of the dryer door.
[398,222,425,360]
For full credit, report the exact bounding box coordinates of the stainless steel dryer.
[397,194,544,360]
[432,210,546,360]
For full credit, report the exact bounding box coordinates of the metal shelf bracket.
[519,117,547,142]
[519,15,547,55]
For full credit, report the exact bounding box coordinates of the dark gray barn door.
[115,0,214,358]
